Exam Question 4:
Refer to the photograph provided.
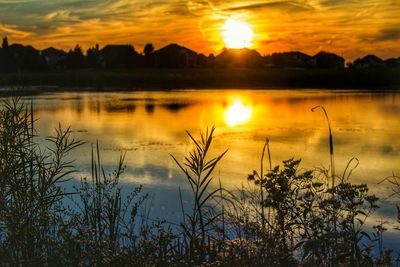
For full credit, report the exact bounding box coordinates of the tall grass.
[0,97,84,265]
[381,173,400,229]
[312,105,335,189]
[171,127,227,263]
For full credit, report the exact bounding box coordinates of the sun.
[222,18,254,49]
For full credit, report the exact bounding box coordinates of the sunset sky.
[0,0,399,60]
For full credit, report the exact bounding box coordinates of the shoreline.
[1,87,399,98]
[0,68,399,93]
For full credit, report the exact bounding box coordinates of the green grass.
[0,68,399,91]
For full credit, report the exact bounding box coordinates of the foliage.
[143,43,154,57]
[65,44,85,69]
[171,127,227,263]
[0,97,83,265]
[382,174,400,227]
[86,44,100,68]
[52,143,149,266]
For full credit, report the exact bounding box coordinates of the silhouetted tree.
[142,43,155,67]
[86,44,100,68]
[65,44,85,69]
[1,38,15,72]
[143,43,154,57]
[2,37,9,49]
[0,37,15,72]
[99,45,140,68]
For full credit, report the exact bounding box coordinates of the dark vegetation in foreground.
[0,37,400,89]
[0,98,399,266]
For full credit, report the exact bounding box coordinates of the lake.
[12,89,400,246]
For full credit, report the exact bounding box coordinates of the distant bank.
[0,68,399,92]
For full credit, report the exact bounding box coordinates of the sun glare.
[224,98,253,127]
[222,18,254,49]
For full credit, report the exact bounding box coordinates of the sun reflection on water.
[224,98,253,127]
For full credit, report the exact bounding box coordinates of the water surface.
[15,89,400,244]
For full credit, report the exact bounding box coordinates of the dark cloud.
[0,0,103,31]
[0,0,187,33]
[376,27,400,41]
[319,0,358,7]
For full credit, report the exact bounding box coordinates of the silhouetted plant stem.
[219,178,226,246]
[312,105,335,190]
[312,105,338,266]
[260,138,267,230]
[265,137,272,239]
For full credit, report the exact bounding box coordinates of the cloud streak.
[376,27,400,41]
[221,1,316,12]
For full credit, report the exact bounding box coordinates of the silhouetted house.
[99,45,140,68]
[385,57,400,68]
[264,51,314,68]
[41,47,67,69]
[196,53,208,67]
[313,51,344,69]
[207,53,216,67]
[153,44,198,68]
[3,44,47,71]
[353,55,385,69]
[214,48,263,68]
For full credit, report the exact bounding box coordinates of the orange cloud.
[0,0,399,60]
